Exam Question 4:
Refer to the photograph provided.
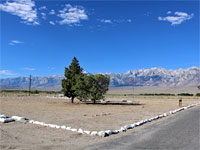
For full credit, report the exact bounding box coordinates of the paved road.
[85,106,200,150]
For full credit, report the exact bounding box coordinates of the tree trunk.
[93,99,96,104]
[71,97,74,103]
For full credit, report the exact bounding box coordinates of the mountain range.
[0,67,199,89]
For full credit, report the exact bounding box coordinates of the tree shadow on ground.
[84,102,143,106]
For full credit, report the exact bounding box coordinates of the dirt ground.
[0,95,199,150]
[107,86,199,95]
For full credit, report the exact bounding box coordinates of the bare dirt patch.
[0,96,199,149]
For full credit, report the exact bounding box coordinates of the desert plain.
[0,87,200,150]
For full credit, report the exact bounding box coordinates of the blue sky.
[0,0,199,78]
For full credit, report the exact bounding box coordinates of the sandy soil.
[0,96,199,150]
[108,86,199,95]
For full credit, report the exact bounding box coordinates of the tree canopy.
[88,74,110,103]
[62,57,110,104]
[75,74,110,103]
[62,57,83,103]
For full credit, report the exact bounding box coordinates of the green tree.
[75,74,110,103]
[198,85,200,90]
[88,74,110,104]
[62,57,83,103]
[75,74,91,101]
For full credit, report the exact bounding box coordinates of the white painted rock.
[119,127,126,132]
[140,120,144,124]
[66,127,72,130]
[0,118,15,123]
[149,118,154,121]
[49,124,57,128]
[36,121,42,125]
[6,118,15,123]
[61,125,67,129]
[139,121,144,125]
[111,130,119,134]
[105,130,112,135]
[98,131,106,137]
[29,120,34,123]
[0,115,7,119]
[70,128,77,132]
[163,113,167,117]
[124,124,132,129]
[135,122,141,126]
[91,131,98,136]
[0,118,6,123]
[83,130,91,135]
[130,123,136,128]
[43,123,49,127]
[78,128,84,134]
[11,116,26,121]
[55,125,60,129]
[32,121,39,125]
[36,122,42,125]
[148,118,153,122]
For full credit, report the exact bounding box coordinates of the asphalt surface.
[85,106,200,150]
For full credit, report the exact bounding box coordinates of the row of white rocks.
[1,102,200,137]
[27,102,200,137]
[169,103,199,114]
[0,115,26,123]
[0,114,15,123]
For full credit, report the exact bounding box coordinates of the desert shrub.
[177,93,193,96]
[196,93,200,97]
[31,90,39,94]
[140,93,175,96]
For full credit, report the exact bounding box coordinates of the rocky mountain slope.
[0,67,199,89]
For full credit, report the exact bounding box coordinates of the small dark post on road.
[29,74,32,96]
[179,99,182,107]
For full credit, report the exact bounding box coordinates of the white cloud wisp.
[49,9,55,15]
[39,6,47,10]
[100,19,112,23]
[0,0,39,25]
[158,11,194,25]
[22,67,35,71]
[9,40,23,45]
[57,4,88,25]
[49,21,55,25]
[0,70,16,76]
[41,12,46,20]
[99,18,132,24]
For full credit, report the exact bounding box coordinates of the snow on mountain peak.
[0,67,199,88]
